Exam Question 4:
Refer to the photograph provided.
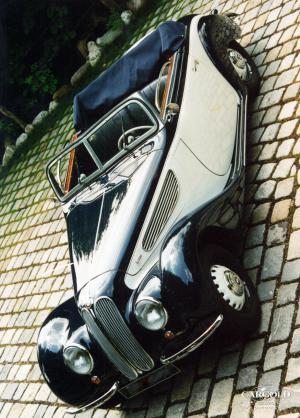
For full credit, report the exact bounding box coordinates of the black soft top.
[73,21,185,132]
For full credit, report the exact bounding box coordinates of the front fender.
[38,297,117,407]
[159,176,243,330]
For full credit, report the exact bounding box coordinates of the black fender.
[159,174,244,331]
[37,297,117,407]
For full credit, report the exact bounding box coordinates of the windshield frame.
[46,96,159,202]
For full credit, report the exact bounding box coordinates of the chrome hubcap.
[228,49,251,81]
[211,265,246,311]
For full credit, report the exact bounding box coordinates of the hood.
[66,135,166,295]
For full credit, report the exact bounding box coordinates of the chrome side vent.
[143,170,179,251]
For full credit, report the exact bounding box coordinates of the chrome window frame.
[46,96,159,202]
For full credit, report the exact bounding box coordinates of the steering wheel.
[117,126,152,151]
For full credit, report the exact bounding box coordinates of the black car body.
[38,12,260,413]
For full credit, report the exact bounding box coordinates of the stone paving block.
[252,202,271,223]
[276,283,298,305]
[171,366,194,402]
[257,163,275,181]
[258,144,278,162]
[216,352,239,379]
[273,158,295,179]
[188,378,210,414]
[276,139,295,158]
[197,346,219,376]
[279,101,297,120]
[286,357,300,383]
[19,404,39,418]
[258,280,276,302]
[258,369,282,391]
[295,189,300,206]
[146,394,168,418]
[274,178,294,199]
[269,304,294,342]
[255,180,276,201]
[230,393,251,418]
[288,230,300,259]
[253,398,276,418]
[279,383,300,410]
[290,328,300,353]
[261,123,280,142]
[208,378,234,417]
[242,338,265,364]
[243,246,263,269]
[261,88,284,108]
[246,224,266,247]
[261,244,284,279]
[282,259,300,281]
[166,403,185,418]
[278,119,298,138]
[292,207,300,229]
[263,343,288,371]
[271,199,291,223]
[267,222,288,246]
[236,365,258,390]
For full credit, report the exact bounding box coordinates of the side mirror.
[165,103,180,122]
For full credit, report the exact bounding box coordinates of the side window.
[88,101,155,164]
[49,144,97,196]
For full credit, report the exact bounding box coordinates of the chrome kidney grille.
[82,308,138,380]
[143,170,179,251]
[94,298,154,370]
[82,297,154,380]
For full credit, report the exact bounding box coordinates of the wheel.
[207,15,260,99]
[227,40,260,98]
[197,244,260,337]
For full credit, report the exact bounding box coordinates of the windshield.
[47,100,157,200]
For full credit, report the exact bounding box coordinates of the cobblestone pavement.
[0,0,300,417]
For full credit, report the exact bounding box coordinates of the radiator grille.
[82,308,138,380]
[143,170,179,251]
[94,297,154,373]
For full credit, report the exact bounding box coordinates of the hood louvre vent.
[143,170,179,251]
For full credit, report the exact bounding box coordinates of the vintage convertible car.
[38,12,261,413]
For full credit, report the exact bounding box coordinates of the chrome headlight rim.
[134,296,168,331]
[63,343,94,375]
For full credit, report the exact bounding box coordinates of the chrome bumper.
[66,381,119,415]
[160,314,223,364]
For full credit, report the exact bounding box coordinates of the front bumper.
[66,314,223,413]
[66,381,119,414]
[161,314,223,364]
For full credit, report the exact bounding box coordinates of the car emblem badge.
[192,59,199,72]
[224,270,244,297]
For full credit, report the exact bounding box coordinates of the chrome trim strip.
[66,381,119,414]
[160,314,223,364]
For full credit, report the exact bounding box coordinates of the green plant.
[25,63,58,95]
[0,118,20,139]
[106,9,124,31]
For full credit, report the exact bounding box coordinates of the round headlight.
[135,297,168,331]
[63,344,94,375]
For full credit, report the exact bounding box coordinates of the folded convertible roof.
[73,20,185,132]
